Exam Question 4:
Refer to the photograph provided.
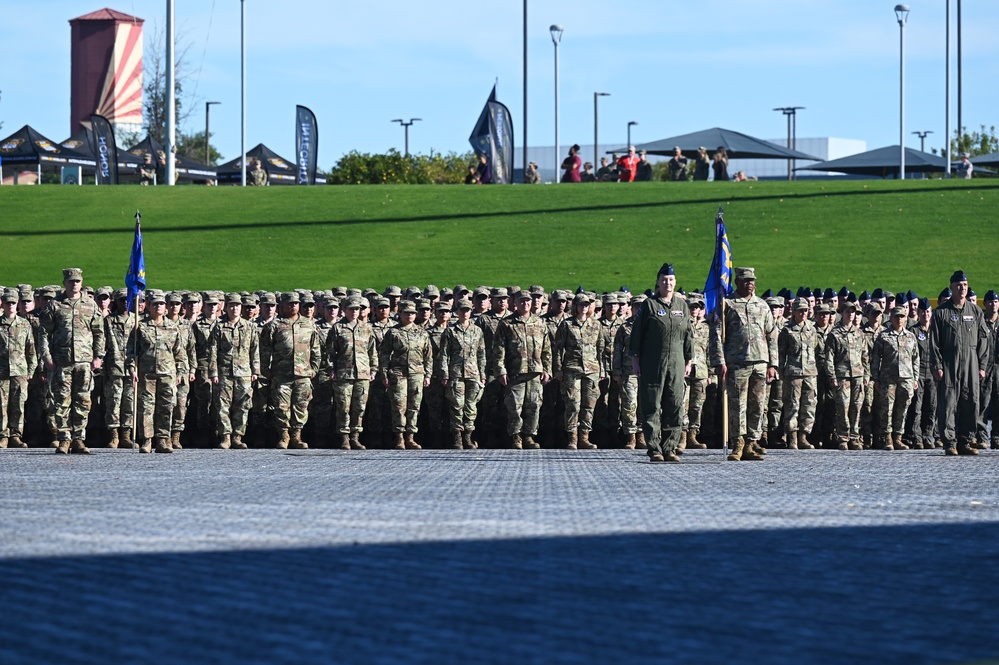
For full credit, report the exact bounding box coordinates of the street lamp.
[240,0,247,186]
[550,24,563,179]
[593,92,610,168]
[627,121,638,150]
[912,130,933,152]
[391,118,422,156]
[773,107,804,181]
[205,101,221,166]
[895,4,910,180]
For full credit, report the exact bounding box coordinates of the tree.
[935,124,999,159]
[177,130,223,166]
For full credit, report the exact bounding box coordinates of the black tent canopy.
[126,135,217,180]
[797,145,950,178]
[0,125,98,184]
[611,126,819,160]
[216,143,326,185]
[61,129,144,173]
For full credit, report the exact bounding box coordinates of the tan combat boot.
[636,430,647,450]
[289,429,309,449]
[462,430,476,449]
[107,429,119,449]
[393,432,405,449]
[153,437,172,453]
[623,432,636,449]
[350,432,366,450]
[892,433,909,450]
[9,436,27,449]
[0,437,7,449]
[787,431,799,450]
[276,429,291,449]
[578,429,597,449]
[742,440,765,461]
[881,433,894,451]
[218,433,231,450]
[121,428,137,449]
[957,442,979,456]
[726,438,745,461]
[50,427,59,448]
[70,439,91,455]
[797,431,815,450]
[511,434,523,450]
[171,431,183,450]
[566,430,578,450]
[404,432,421,449]
[677,431,688,454]
[138,439,152,454]
[338,434,351,450]
[523,435,540,449]
[751,440,767,456]
[232,433,248,450]
[688,430,707,449]
[451,431,464,449]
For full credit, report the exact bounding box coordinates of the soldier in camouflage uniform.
[249,159,268,186]
[764,296,786,447]
[905,298,935,448]
[811,302,837,448]
[379,300,432,449]
[191,292,220,446]
[613,294,646,449]
[778,298,820,449]
[976,290,999,449]
[423,301,452,447]
[594,293,624,446]
[709,267,776,462]
[39,268,106,455]
[681,292,709,451]
[553,293,606,450]
[209,293,260,450]
[103,289,138,449]
[438,298,486,449]
[364,296,396,447]
[167,291,196,449]
[858,303,883,448]
[822,301,868,450]
[494,290,551,448]
[539,290,568,446]
[327,296,378,451]
[127,290,187,454]
[310,295,340,447]
[248,292,277,445]
[260,291,321,450]
[0,289,36,448]
[477,287,511,447]
[871,306,920,450]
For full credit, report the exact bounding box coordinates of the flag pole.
[130,209,142,445]
[716,206,729,458]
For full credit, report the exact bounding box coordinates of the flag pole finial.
[135,209,141,224]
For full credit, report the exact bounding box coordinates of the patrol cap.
[383,285,402,298]
[572,293,591,307]
[361,288,378,300]
[332,286,349,297]
[735,267,756,280]
[62,268,83,281]
[839,301,858,313]
[766,297,784,308]
[602,292,618,304]
[491,287,509,299]
[368,296,388,308]
[146,289,166,304]
[404,286,422,299]
[918,297,931,311]
[814,303,833,315]
[530,285,546,296]
[866,302,883,315]
[280,291,300,304]
[343,296,362,309]
[435,301,452,312]
[183,291,202,304]
[657,263,675,277]
[1,290,18,304]
[96,286,114,299]
[256,292,275,306]
[884,290,895,300]
[687,292,705,307]
[472,286,490,298]
[985,290,999,302]
[455,298,473,310]
[630,294,648,306]
[415,298,432,311]
[551,290,568,302]
[890,306,908,317]
[514,290,532,302]
[423,284,440,298]
[166,291,183,304]
[440,287,453,298]
[950,270,968,284]
[242,293,259,307]
[323,295,341,309]
[82,286,95,296]
[453,284,470,297]
[300,292,316,305]
[793,297,810,311]
[398,300,417,314]
[202,291,220,305]
[224,292,242,305]
[18,286,35,301]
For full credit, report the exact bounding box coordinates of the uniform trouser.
[311,378,335,436]
[138,372,176,440]
[334,379,370,434]
[875,380,915,435]
[504,374,543,437]
[814,374,834,443]
[684,377,707,432]
[912,377,938,445]
[539,378,564,440]
[272,377,313,430]
[252,376,272,427]
[559,371,599,432]
[193,371,218,435]
[388,372,424,433]
[104,374,135,429]
[479,379,507,442]
[767,378,783,433]
[423,380,448,437]
[618,376,639,434]
[365,381,389,433]
[860,380,877,437]
[218,376,252,436]
[51,363,94,441]
[639,367,685,454]
[936,378,978,447]
[25,373,50,438]
[976,373,998,444]
[782,376,817,435]
[0,376,29,438]
[172,375,190,432]
[446,378,483,431]
[726,362,768,442]
[833,377,864,443]
[593,377,620,432]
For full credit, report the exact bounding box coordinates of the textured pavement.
[1,447,998,664]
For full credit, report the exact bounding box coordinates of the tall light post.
[913,130,933,153]
[550,24,563,179]
[205,101,221,166]
[895,4,910,180]
[240,0,247,187]
[593,92,609,168]
[627,121,638,150]
[945,0,951,176]
[166,0,175,185]
[773,107,804,181]
[523,0,528,182]
[391,118,422,156]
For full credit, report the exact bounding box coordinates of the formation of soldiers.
[0,267,993,462]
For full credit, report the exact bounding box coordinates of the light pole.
[205,101,220,166]
[166,0,175,185]
[240,0,247,187]
[773,107,804,180]
[945,0,951,176]
[896,4,910,180]
[391,118,422,156]
[523,0,528,181]
[550,24,563,180]
[627,121,638,150]
[593,92,609,168]
[913,130,933,153]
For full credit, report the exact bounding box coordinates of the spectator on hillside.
[693,146,711,181]
[465,164,480,185]
[580,162,596,182]
[524,162,541,184]
[595,157,616,182]
[561,144,582,183]
[733,171,757,182]
[666,147,688,181]
[635,151,654,182]
[958,153,974,179]
[617,146,640,182]
[712,147,730,182]
[477,153,492,184]
[139,154,156,186]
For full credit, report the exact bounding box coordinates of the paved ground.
[1,446,998,664]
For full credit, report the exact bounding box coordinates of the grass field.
[0,179,996,297]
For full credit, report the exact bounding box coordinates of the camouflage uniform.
[823,317,869,448]
[553,312,606,445]
[379,313,433,437]
[858,316,882,446]
[126,311,187,446]
[906,319,936,447]
[476,295,511,445]
[260,310,321,439]
[594,308,624,442]
[169,311,196,445]
[684,315,710,443]
[777,314,820,441]
[191,303,221,441]
[423,315,451,445]
[327,313,379,444]
[976,314,999,447]
[871,321,920,445]
[249,165,268,186]
[438,318,486,445]
[812,310,837,447]
[493,309,551,442]
[311,311,337,445]
[364,313,396,443]
[39,279,105,446]
[612,316,640,441]
[765,302,786,443]
[538,302,568,445]
[209,310,260,442]
[0,305,36,445]
[103,302,137,440]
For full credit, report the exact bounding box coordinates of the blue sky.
[3,1,997,169]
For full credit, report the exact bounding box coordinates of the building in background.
[69,8,144,143]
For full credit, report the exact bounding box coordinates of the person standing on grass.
[561,144,582,183]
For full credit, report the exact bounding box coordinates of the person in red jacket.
[617,146,640,182]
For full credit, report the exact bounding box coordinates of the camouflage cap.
[225,292,242,305]
[514,290,533,302]
[734,267,756,280]
[324,295,341,308]
[346,288,362,298]
[415,298,432,311]
[453,284,470,296]
[332,286,348,297]
[166,291,183,304]
[572,293,591,307]
[300,292,316,305]
[455,298,473,310]
[630,294,648,306]
[82,286,95,296]
[383,285,402,298]
[372,296,390,308]
[96,286,114,298]
[359,297,370,309]
[362,288,378,299]
[491,287,509,299]
[255,292,274,306]
[18,286,34,301]
[202,291,220,304]
[1,289,18,304]
[404,286,422,299]
[435,301,452,312]
[280,291,300,304]
[793,297,810,311]
[472,286,490,298]
[398,300,417,314]
[37,285,58,298]
[146,289,166,304]
[423,284,440,298]
[440,287,453,298]
[687,292,705,305]
[241,294,259,307]
[183,291,203,304]
[17,283,32,293]
[840,301,859,313]
[62,268,83,281]
[601,293,617,304]
[890,306,908,317]
[866,302,883,315]
[766,296,784,308]
[112,287,128,300]
[343,296,362,309]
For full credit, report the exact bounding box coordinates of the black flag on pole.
[90,114,119,185]
[468,84,514,184]
[295,105,319,185]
